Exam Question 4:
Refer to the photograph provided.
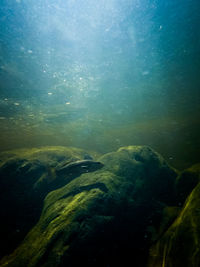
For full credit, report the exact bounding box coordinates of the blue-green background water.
[0,0,199,169]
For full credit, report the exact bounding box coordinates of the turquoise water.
[0,0,199,169]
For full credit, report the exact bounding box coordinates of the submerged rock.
[0,145,177,267]
[148,164,200,267]
[0,146,95,258]
[175,163,200,206]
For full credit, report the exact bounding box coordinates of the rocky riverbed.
[0,145,199,267]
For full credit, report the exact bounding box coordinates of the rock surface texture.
[2,146,200,267]
[0,145,178,267]
[148,163,200,267]
[0,146,96,258]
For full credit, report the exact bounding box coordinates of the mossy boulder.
[0,146,177,267]
[100,146,177,204]
[148,164,200,267]
[0,146,95,258]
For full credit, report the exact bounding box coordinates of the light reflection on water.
[0,0,199,169]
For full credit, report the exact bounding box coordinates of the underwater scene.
[0,0,200,266]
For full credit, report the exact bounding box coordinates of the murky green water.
[0,0,200,169]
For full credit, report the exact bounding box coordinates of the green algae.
[148,165,200,267]
[0,145,177,267]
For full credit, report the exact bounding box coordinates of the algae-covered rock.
[148,165,200,267]
[0,146,177,267]
[100,146,177,204]
[0,146,95,258]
